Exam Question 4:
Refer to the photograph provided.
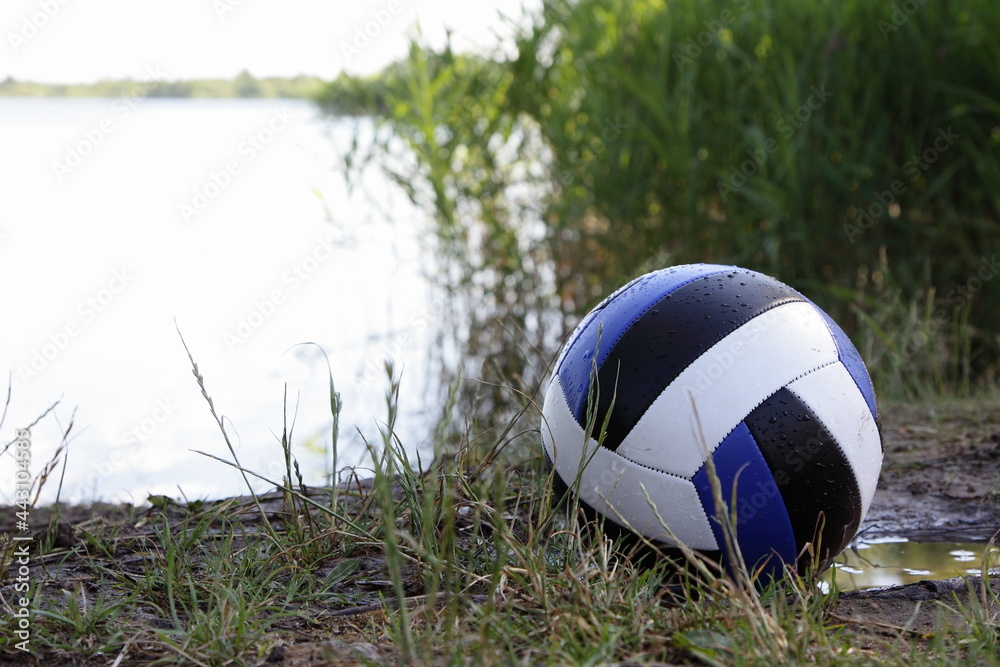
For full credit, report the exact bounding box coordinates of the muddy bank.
[862,397,1000,542]
[822,397,1000,648]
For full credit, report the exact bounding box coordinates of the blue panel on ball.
[556,264,738,423]
[693,421,799,581]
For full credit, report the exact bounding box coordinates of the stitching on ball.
[783,368,871,491]
[616,295,810,443]
[600,268,732,364]
[741,358,841,422]
[811,302,879,419]
[605,360,844,481]
[561,267,739,376]
[671,296,809,386]
[604,448,691,481]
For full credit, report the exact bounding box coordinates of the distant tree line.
[0,69,323,99]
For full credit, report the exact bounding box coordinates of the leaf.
[322,558,361,592]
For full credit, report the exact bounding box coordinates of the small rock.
[32,521,75,548]
[265,643,287,662]
[322,639,381,663]
[349,642,381,662]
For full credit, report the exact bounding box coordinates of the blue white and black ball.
[541,264,883,579]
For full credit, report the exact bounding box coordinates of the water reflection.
[830,537,1000,591]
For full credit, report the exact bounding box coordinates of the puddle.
[827,537,1000,592]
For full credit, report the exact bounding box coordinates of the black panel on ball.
[744,386,863,571]
[590,270,804,451]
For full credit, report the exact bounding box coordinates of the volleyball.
[541,264,883,579]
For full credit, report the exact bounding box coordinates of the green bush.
[320,0,1000,397]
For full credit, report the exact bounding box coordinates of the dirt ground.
[830,397,1000,654]
[2,397,999,664]
[862,397,1000,542]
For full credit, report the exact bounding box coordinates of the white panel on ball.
[615,301,840,478]
[541,379,719,550]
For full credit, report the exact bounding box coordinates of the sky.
[2,0,537,84]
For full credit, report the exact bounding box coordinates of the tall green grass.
[319,0,1000,399]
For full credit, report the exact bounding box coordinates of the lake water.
[0,97,442,505]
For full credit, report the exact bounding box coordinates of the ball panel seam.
[808,300,881,428]
[692,420,800,579]
[543,373,719,549]
[614,300,842,478]
[589,270,807,451]
[784,363,883,523]
[555,264,736,425]
[744,383,864,569]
